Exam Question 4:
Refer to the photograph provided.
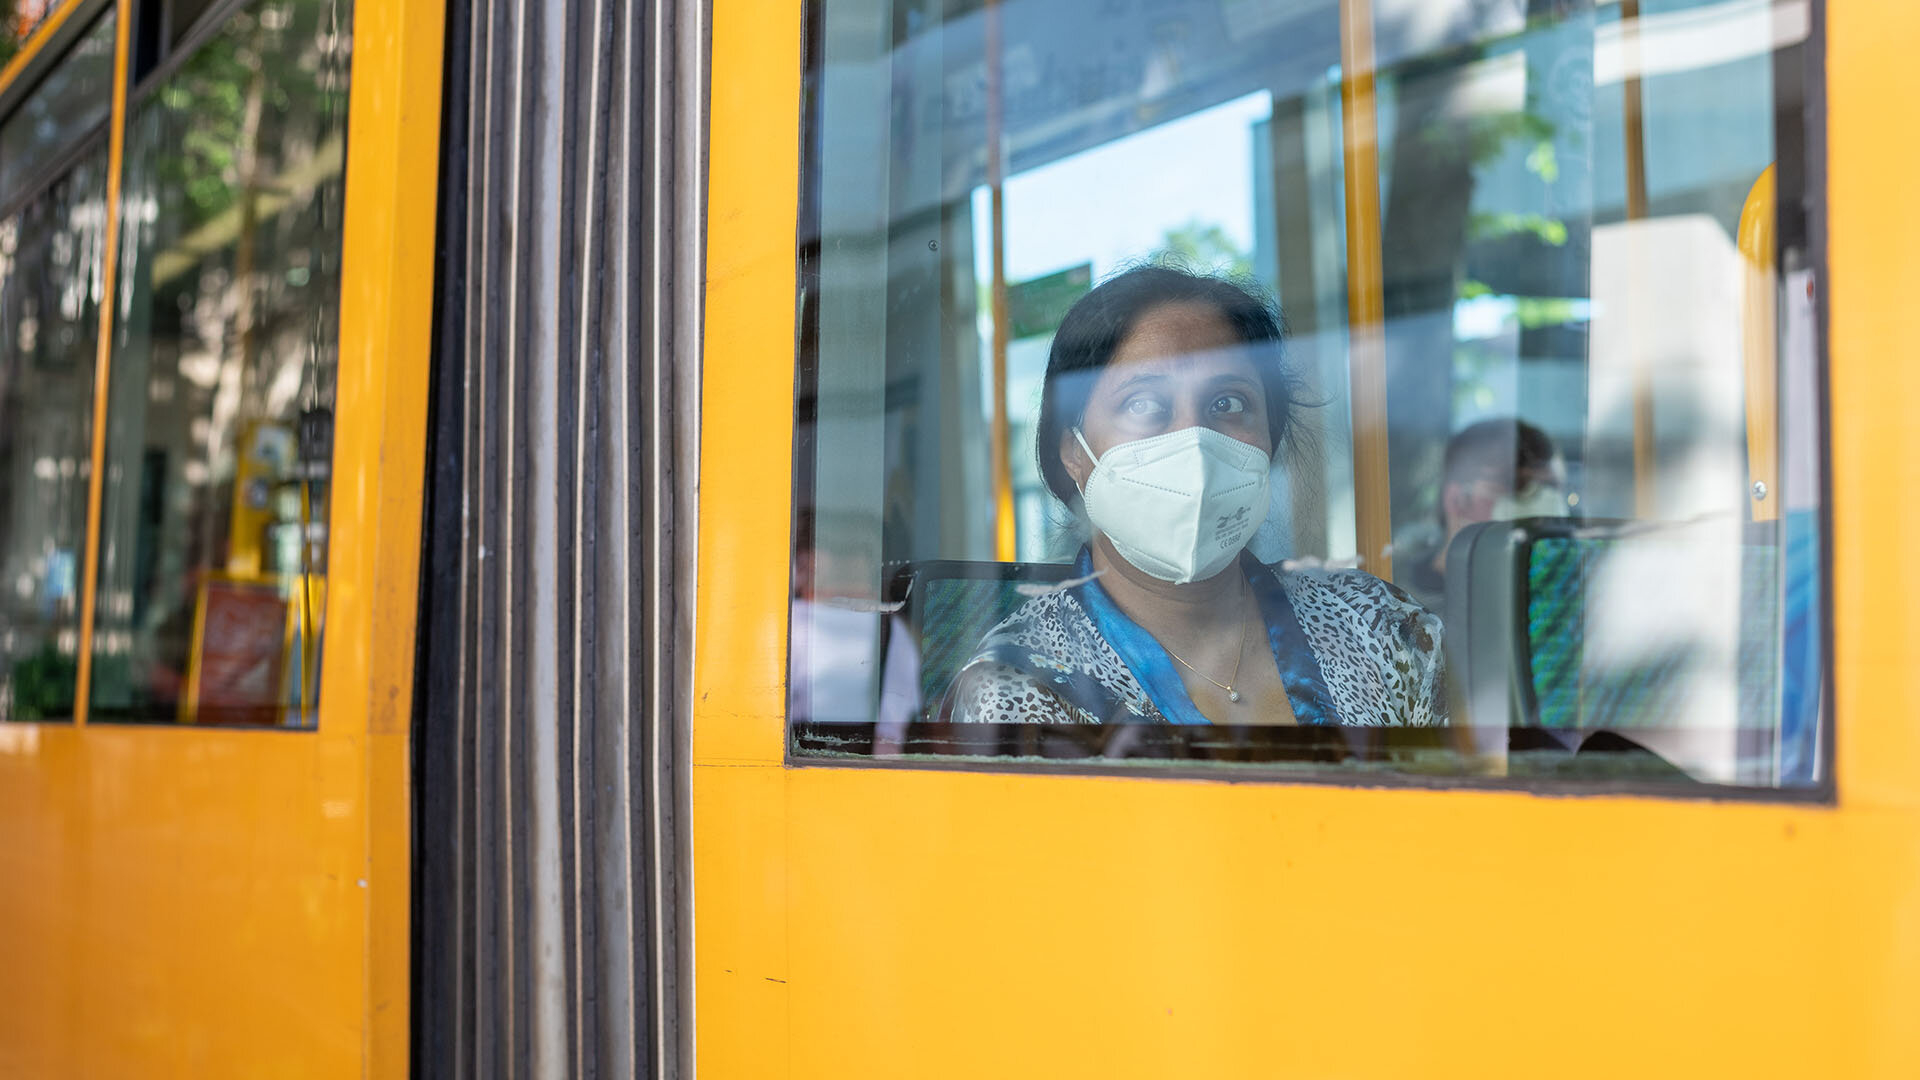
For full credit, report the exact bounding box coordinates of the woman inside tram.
[945,266,1445,728]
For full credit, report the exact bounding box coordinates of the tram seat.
[1442,516,1813,783]
[899,559,1074,712]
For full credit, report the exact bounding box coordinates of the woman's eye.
[1123,396,1166,417]
[1212,394,1248,415]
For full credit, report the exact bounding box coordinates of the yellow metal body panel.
[694,5,1920,1080]
[0,0,444,1072]
[1827,3,1920,818]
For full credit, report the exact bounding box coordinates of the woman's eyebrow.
[1109,371,1169,394]
[1202,371,1262,392]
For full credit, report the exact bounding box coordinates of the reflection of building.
[1385,0,1784,538]
[0,155,106,721]
[1589,216,1745,520]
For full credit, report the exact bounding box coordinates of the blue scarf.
[967,548,1341,726]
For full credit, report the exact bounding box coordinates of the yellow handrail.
[1621,0,1657,518]
[985,0,1017,561]
[70,0,134,726]
[1338,0,1392,577]
[1739,165,1779,522]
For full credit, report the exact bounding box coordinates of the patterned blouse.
[944,550,1445,727]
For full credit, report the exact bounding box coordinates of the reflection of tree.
[89,0,350,720]
[0,152,105,721]
[144,0,348,431]
[9,643,75,720]
[139,1,341,580]
[154,2,345,230]
[0,0,47,68]
[1155,220,1255,280]
[0,0,18,68]
[1378,0,1586,539]
[160,37,259,224]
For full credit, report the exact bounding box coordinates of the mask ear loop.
[1072,428,1100,465]
[1070,428,1101,496]
[1068,428,1101,541]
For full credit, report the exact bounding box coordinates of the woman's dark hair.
[1035,264,1303,506]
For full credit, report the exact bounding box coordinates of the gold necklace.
[1162,586,1250,704]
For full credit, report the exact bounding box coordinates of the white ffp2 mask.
[1074,426,1271,584]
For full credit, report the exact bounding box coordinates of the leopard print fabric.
[947,566,1444,726]
[945,589,1164,726]
[1283,569,1444,726]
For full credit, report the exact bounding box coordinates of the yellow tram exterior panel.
[694,5,1920,1080]
[0,0,444,1071]
[0,729,372,1075]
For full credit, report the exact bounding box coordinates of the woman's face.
[1061,301,1272,489]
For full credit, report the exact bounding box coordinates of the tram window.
[788,0,1824,792]
[0,9,116,212]
[0,147,109,723]
[88,0,350,728]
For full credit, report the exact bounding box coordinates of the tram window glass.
[89,0,351,728]
[0,147,109,723]
[165,0,224,48]
[788,0,1823,792]
[0,8,116,211]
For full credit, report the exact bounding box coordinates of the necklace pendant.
[1228,690,1242,703]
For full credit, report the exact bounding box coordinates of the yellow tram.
[1,0,1917,1075]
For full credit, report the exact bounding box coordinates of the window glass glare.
[791,0,1823,790]
[0,8,116,212]
[90,0,351,727]
[0,147,108,722]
